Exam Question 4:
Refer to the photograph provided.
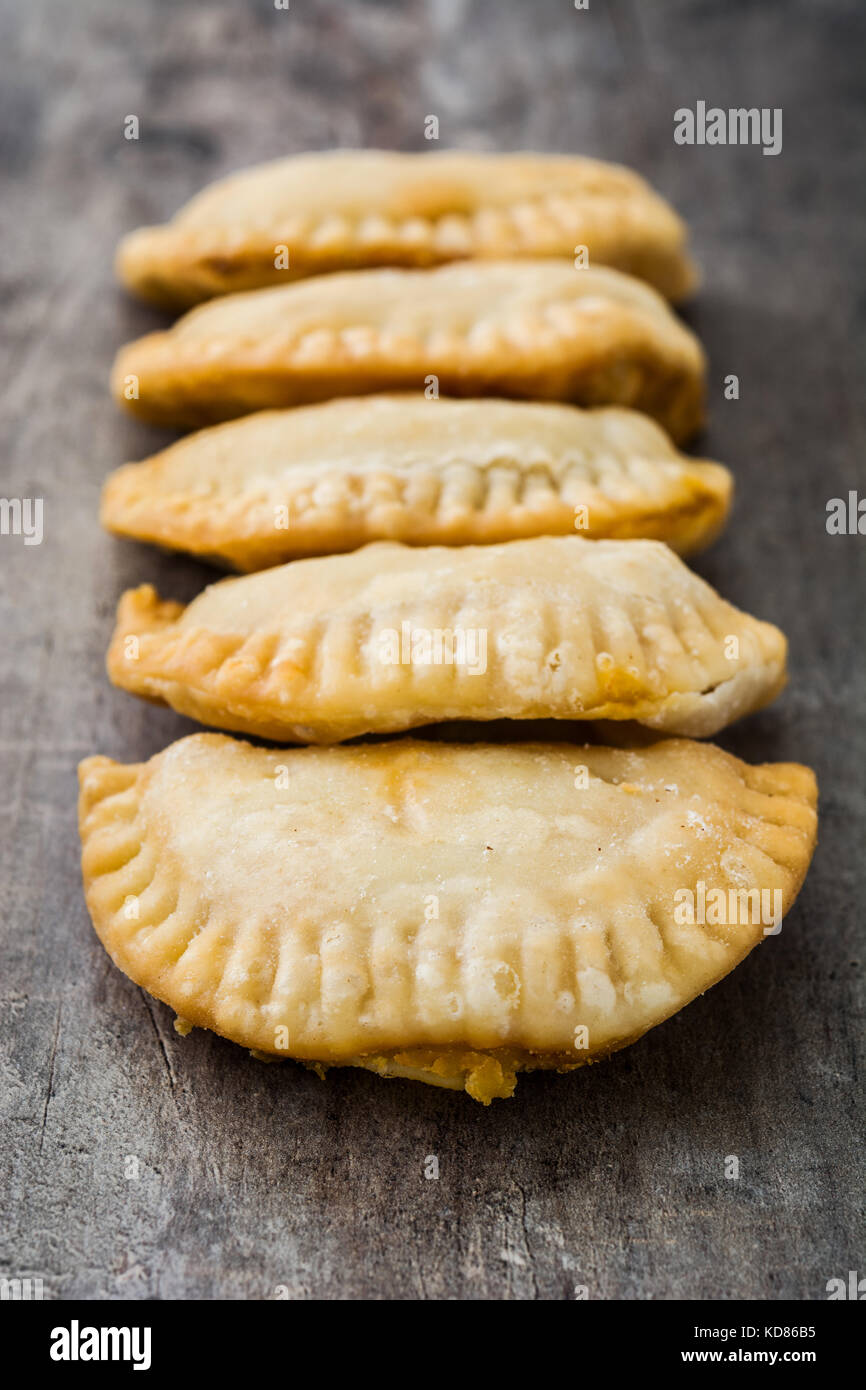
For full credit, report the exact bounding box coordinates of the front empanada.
[78,734,818,1101]
[110,261,706,441]
[100,396,732,569]
[106,536,787,740]
[115,149,697,308]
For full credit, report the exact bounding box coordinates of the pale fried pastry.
[77,734,818,1101]
[115,149,697,308]
[100,396,732,569]
[110,261,706,440]
[106,535,787,741]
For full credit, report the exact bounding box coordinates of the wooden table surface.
[1,0,863,1301]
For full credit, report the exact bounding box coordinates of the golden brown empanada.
[106,536,787,741]
[100,396,732,569]
[78,734,818,1102]
[115,149,697,309]
[110,261,706,440]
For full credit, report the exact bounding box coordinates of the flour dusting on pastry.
[78,735,817,1101]
[106,535,787,742]
[101,397,731,568]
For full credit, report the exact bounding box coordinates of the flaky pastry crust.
[78,735,817,1101]
[106,535,787,741]
[115,149,697,308]
[100,396,732,568]
[110,261,706,440]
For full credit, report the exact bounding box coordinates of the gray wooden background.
[1,0,863,1301]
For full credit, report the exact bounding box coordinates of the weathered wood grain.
[0,0,863,1300]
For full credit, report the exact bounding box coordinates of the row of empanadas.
[78,734,818,1102]
[115,149,698,308]
[106,536,787,742]
[101,397,732,567]
[78,151,817,1101]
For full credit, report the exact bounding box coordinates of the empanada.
[100,396,732,569]
[77,734,818,1102]
[110,261,706,440]
[106,536,787,741]
[115,149,697,308]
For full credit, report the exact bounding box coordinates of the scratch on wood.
[141,991,181,1104]
[38,1003,61,1155]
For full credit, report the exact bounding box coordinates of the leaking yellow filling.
[308,1047,591,1104]
[175,1018,620,1103]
